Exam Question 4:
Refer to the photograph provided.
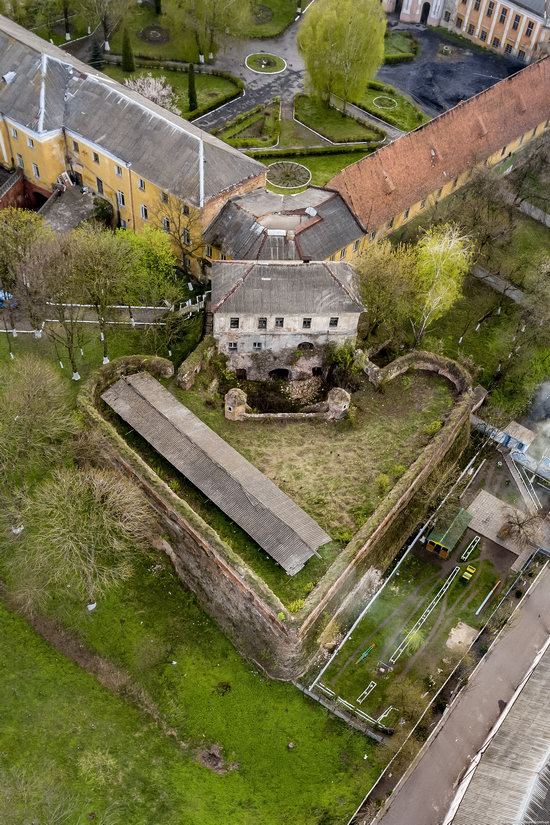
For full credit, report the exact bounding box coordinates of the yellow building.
[0,14,265,267]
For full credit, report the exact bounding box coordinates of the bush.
[424,420,443,435]
[288,598,305,613]
[376,473,391,495]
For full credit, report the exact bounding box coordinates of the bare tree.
[78,0,128,47]
[152,190,206,278]
[498,508,543,549]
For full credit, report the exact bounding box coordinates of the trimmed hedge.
[247,143,379,160]
[213,99,281,149]
[384,52,415,64]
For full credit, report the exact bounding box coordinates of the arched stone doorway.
[269,368,290,380]
[420,1,430,23]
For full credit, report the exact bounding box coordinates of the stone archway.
[420,1,431,23]
[269,368,290,380]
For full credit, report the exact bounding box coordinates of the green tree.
[184,0,251,60]
[89,39,105,69]
[410,224,473,345]
[9,467,155,608]
[187,62,198,112]
[119,225,178,306]
[121,27,135,72]
[355,240,416,342]
[70,224,134,363]
[297,0,386,111]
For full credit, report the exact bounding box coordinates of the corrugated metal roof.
[102,372,330,575]
[0,16,264,204]
[211,260,364,315]
[204,188,363,261]
[452,645,550,825]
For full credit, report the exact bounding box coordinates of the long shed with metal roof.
[102,372,331,575]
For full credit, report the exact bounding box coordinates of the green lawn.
[384,31,418,62]
[110,3,199,61]
[245,52,287,73]
[295,95,385,143]
[483,213,550,287]
[357,81,428,132]
[103,65,239,117]
[0,551,382,825]
[215,101,280,148]
[241,0,297,37]
[256,149,373,186]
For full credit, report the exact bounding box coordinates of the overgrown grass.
[0,549,382,824]
[102,65,239,117]
[357,81,429,132]
[384,31,418,63]
[294,95,385,143]
[240,0,297,37]
[110,4,199,61]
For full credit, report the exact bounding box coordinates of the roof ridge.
[211,262,256,312]
[322,261,363,309]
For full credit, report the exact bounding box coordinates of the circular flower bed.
[267,161,311,188]
[254,4,274,23]
[373,95,398,110]
[138,25,171,44]
[245,53,287,74]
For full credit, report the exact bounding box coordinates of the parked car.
[461,565,477,583]
[0,290,18,309]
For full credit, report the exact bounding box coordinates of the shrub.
[424,419,443,436]
[391,463,407,478]
[376,473,391,495]
[288,598,306,613]
[121,29,135,73]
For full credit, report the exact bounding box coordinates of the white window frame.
[93,151,100,164]
[115,164,123,177]
[252,342,262,351]
[138,178,145,191]
[141,204,148,220]
[10,127,17,139]
[228,342,238,351]
[162,217,170,232]
[27,137,34,149]
[16,153,24,168]
[117,191,125,207]
[32,163,40,178]
[205,245,213,258]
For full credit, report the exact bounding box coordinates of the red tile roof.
[328,58,550,231]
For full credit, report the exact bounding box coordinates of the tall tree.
[0,209,49,333]
[184,0,251,61]
[409,224,473,345]
[355,240,416,342]
[187,62,198,112]
[119,225,179,307]
[70,224,134,363]
[79,0,129,49]
[89,38,105,68]
[297,0,386,111]
[121,27,135,72]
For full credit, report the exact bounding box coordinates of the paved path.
[472,264,525,304]
[372,564,550,825]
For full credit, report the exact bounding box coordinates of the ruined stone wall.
[80,352,475,680]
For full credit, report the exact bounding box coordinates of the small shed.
[426,508,473,558]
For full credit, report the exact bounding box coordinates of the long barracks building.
[0,14,265,260]
[1,13,550,264]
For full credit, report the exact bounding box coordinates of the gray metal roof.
[101,372,330,575]
[211,260,364,315]
[204,187,363,261]
[452,643,550,825]
[0,15,264,205]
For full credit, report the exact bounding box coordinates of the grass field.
[357,81,428,132]
[294,95,385,143]
[0,550,382,825]
[102,65,239,117]
[241,0,296,37]
[384,31,418,62]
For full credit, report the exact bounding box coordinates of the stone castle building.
[210,261,364,380]
[383,0,550,62]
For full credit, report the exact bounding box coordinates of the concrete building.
[328,57,550,239]
[384,0,550,62]
[210,260,364,379]
[0,15,265,266]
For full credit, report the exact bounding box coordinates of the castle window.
[353,239,360,252]
[182,228,190,245]
[492,36,500,47]
[32,163,40,178]
[27,137,34,148]
[253,341,262,350]
[474,0,480,9]
[329,317,339,328]
[526,21,533,37]
[117,191,125,207]
[512,13,520,29]
[230,317,239,329]
[339,248,346,259]
[275,317,284,328]
[258,317,267,330]
[161,191,168,204]
[72,140,79,152]
[162,217,170,232]
[480,28,488,40]
[115,164,122,176]
[499,8,507,23]
[403,208,410,220]
[141,204,148,220]
[518,48,526,59]
[444,10,451,20]
[138,178,145,191]
[183,204,190,216]
[10,127,17,139]
[120,218,128,229]
[468,23,475,34]
[93,151,100,163]
[486,1,494,16]
[205,245,213,257]
[456,15,463,27]
[228,342,237,351]
[16,153,23,168]
[505,43,513,53]
[96,177,104,195]
[302,317,312,329]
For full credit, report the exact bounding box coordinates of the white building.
[210,260,364,380]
